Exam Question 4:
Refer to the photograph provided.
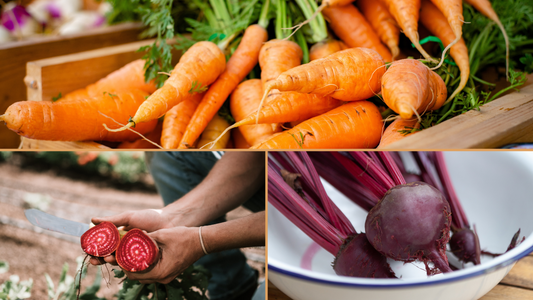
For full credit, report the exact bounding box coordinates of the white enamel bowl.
[268,152,533,300]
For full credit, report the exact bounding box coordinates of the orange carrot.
[464,0,510,79]
[160,92,204,149]
[256,47,385,119]
[230,79,282,147]
[232,128,251,149]
[357,0,400,60]
[118,121,163,149]
[381,59,447,119]
[259,39,303,89]
[427,0,463,69]
[177,25,268,149]
[420,0,469,102]
[209,89,344,147]
[309,38,347,61]
[0,90,157,142]
[378,0,436,62]
[61,60,157,102]
[107,41,226,132]
[251,101,383,149]
[197,114,231,149]
[322,4,392,62]
[377,118,420,148]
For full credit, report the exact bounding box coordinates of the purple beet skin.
[365,181,453,275]
[333,233,397,278]
[450,228,481,265]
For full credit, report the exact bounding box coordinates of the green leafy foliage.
[114,265,210,300]
[52,93,62,102]
[44,256,106,300]
[520,54,533,73]
[189,81,208,94]
[0,275,33,300]
[415,0,533,127]
[8,152,148,183]
[0,261,8,274]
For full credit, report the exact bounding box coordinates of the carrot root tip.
[103,122,134,132]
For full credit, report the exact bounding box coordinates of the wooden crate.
[383,73,533,149]
[15,39,181,150]
[0,22,144,149]
[11,41,533,149]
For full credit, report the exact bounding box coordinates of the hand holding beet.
[122,226,205,284]
[91,209,173,232]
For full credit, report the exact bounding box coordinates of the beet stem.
[331,152,388,199]
[349,152,396,190]
[378,152,407,186]
[434,152,469,229]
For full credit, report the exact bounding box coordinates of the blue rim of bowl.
[268,242,533,288]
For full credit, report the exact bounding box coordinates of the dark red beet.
[116,229,159,273]
[81,221,120,257]
[333,234,397,278]
[365,181,453,275]
[450,228,481,265]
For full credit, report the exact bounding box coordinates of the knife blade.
[24,209,90,237]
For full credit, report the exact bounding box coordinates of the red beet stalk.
[269,153,396,278]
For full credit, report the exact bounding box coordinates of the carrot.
[209,89,344,147]
[256,47,385,120]
[106,41,226,132]
[427,0,464,69]
[118,121,163,149]
[378,0,436,62]
[357,0,400,60]
[229,79,282,147]
[377,118,420,148]
[251,101,383,149]
[177,25,268,149]
[232,128,251,149]
[160,92,205,149]
[381,59,447,119]
[420,0,470,102]
[259,39,303,89]
[322,4,393,62]
[309,38,347,61]
[197,114,231,149]
[464,0,510,79]
[0,90,158,142]
[61,60,157,102]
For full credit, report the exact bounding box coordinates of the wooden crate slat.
[21,138,110,149]
[383,74,533,149]
[16,38,182,150]
[0,22,144,148]
[26,39,154,102]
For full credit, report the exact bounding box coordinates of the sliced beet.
[116,229,159,273]
[333,234,396,278]
[80,221,121,257]
[365,181,452,275]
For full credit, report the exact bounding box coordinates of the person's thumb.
[147,229,166,247]
[92,212,132,228]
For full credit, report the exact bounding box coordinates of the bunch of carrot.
[1,0,524,149]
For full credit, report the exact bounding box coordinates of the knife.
[24,209,90,237]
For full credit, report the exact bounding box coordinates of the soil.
[0,156,265,300]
